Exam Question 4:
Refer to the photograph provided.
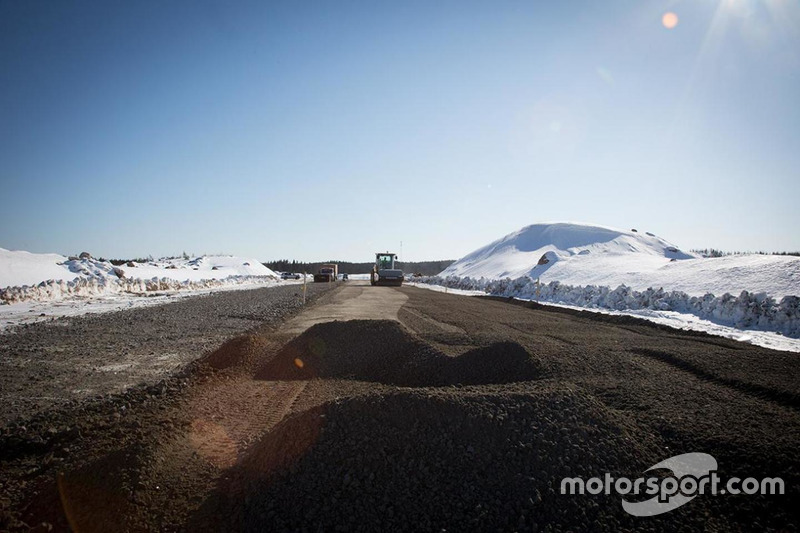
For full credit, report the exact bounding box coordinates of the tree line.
[262,259,455,276]
[691,249,800,258]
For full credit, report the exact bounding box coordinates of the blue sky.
[1,0,798,261]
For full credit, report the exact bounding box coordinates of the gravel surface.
[1,284,798,532]
[255,319,543,386]
[195,386,674,532]
[0,282,334,424]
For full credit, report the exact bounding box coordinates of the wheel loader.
[370,252,404,286]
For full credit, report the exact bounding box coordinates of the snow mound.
[426,222,800,342]
[0,248,279,305]
[442,223,798,299]
[443,222,695,281]
[0,248,76,288]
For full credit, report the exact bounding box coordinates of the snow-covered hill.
[418,222,800,347]
[442,223,798,298]
[0,248,279,305]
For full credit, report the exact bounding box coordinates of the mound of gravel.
[255,320,543,386]
[202,335,274,371]
[194,388,693,532]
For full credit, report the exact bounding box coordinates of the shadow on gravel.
[18,445,146,533]
[188,389,705,532]
[630,348,800,411]
[254,320,542,386]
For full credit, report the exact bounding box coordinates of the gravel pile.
[194,388,702,532]
[255,320,543,386]
[202,334,276,371]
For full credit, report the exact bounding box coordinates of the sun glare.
[662,12,680,29]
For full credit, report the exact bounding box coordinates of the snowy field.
[414,222,800,351]
[0,248,303,332]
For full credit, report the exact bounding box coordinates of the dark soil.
[1,283,798,532]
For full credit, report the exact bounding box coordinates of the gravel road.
[0,282,335,425]
[1,282,798,532]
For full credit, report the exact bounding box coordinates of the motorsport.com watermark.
[560,453,785,516]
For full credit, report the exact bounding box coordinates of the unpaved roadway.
[1,281,798,532]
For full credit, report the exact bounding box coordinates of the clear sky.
[1,0,798,261]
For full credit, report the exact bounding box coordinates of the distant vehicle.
[340,273,349,281]
[281,272,301,280]
[371,252,403,286]
[314,263,338,283]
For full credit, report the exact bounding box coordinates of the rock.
[112,267,126,279]
[126,261,137,268]
[79,252,92,259]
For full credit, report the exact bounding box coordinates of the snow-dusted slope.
[0,248,279,305]
[421,222,800,346]
[442,223,798,298]
[0,248,276,289]
[0,248,78,288]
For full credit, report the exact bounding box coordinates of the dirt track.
[1,281,798,532]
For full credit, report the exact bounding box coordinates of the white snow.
[0,248,78,288]
[0,248,284,313]
[0,280,300,333]
[419,222,800,348]
[442,222,798,298]
[0,249,277,289]
[443,222,694,279]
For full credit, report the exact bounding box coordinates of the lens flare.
[662,12,679,29]
[190,418,237,468]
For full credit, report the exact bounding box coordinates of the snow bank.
[441,222,799,298]
[0,249,279,305]
[0,275,279,304]
[430,222,800,338]
[0,248,77,287]
[413,275,800,339]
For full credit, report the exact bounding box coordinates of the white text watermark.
[560,453,784,516]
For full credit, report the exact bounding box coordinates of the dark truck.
[313,263,338,283]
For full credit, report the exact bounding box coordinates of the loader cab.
[377,253,396,270]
